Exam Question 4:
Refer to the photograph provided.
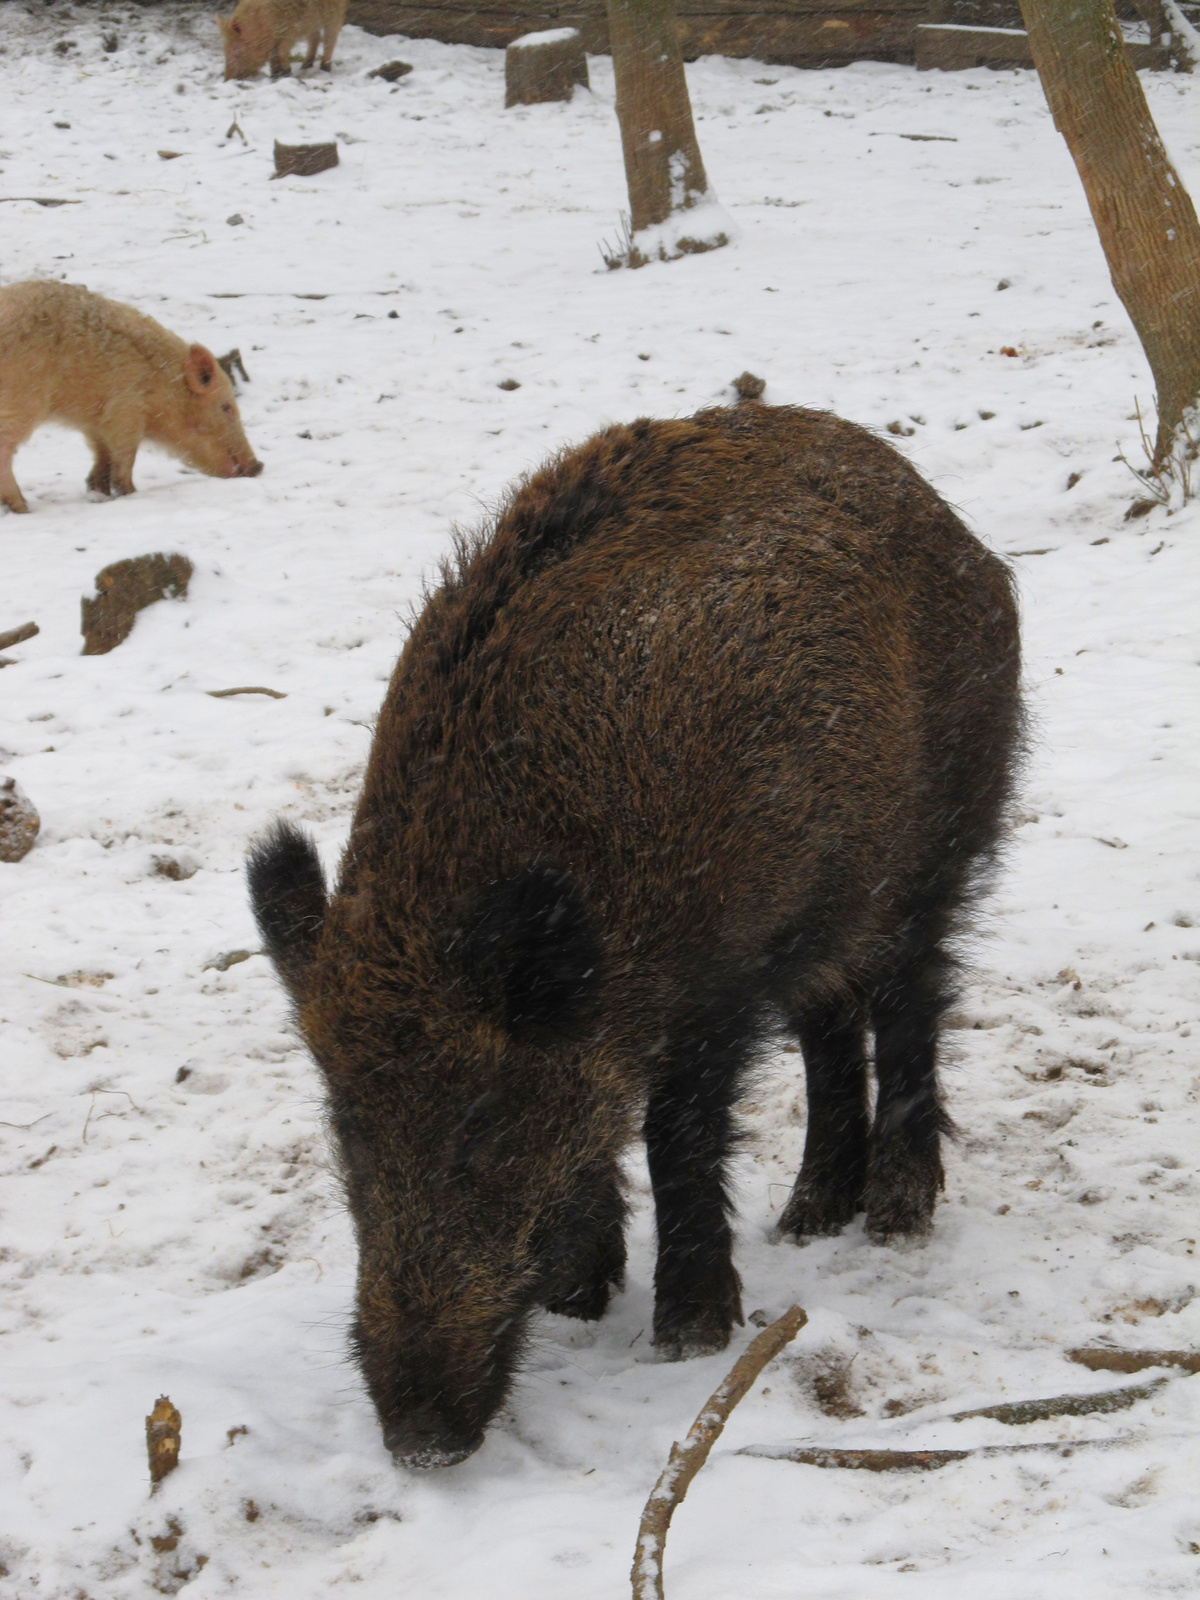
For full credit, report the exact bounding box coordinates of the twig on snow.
[631,1305,806,1600]
[207,686,287,699]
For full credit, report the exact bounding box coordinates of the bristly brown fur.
[248,404,1022,1467]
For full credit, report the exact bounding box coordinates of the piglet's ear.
[185,344,218,394]
[247,821,327,999]
[461,863,599,1040]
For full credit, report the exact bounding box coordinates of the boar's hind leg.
[862,945,953,1241]
[543,1168,627,1321]
[777,1002,871,1240]
[645,1016,747,1359]
[320,22,341,67]
[302,31,319,67]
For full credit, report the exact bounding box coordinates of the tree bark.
[605,0,711,238]
[1020,0,1200,465]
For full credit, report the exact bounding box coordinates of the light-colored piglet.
[0,281,262,515]
[217,0,347,79]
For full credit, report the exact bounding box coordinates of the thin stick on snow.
[739,1435,1141,1472]
[207,686,287,699]
[631,1305,806,1600]
[949,1376,1167,1424]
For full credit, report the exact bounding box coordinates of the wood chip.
[146,1396,182,1484]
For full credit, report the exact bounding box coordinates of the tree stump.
[505,28,588,108]
[81,553,193,656]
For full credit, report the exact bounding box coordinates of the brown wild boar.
[0,281,261,515]
[217,0,347,78]
[248,404,1021,1468]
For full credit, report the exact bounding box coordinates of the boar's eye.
[221,403,234,416]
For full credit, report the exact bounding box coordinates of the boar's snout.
[234,457,264,478]
[382,1404,485,1471]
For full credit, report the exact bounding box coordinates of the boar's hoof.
[544,1271,621,1322]
[776,1180,861,1242]
[861,1152,943,1242]
[651,1320,734,1362]
[652,1267,743,1360]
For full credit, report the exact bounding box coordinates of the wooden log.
[273,140,339,179]
[0,622,38,652]
[916,20,1170,68]
[506,26,589,106]
[1068,1347,1200,1375]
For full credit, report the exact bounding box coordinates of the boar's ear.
[461,864,598,1040]
[216,13,230,37]
[185,344,219,395]
[247,821,327,997]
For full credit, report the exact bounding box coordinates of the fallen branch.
[1068,1347,1200,1375]
[0,196,81,207]
[739,1436,1136,1472]
[0,622,39,651]
[206,686,287,699]
[631,1305,806,1600]
[950,1376,1167,1424]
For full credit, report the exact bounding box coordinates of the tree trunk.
[605,0,725,260]
[1020,0,1200,466]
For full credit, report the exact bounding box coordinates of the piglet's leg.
[0,442,29,513]
[85,438,113,496]
[645,1013,748,1359]
[777,1001,870,1240]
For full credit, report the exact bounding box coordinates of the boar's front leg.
[862,952,951,1240]
[320,22,341,68]
[645,1014,747,1359]
[302,31,319,67]
[542,1166,627,1322]
[269,46,290,78]
[777,1001,871,1240]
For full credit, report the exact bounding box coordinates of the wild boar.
[0,281,261,515]
[217,0,347,79]
[248,404,1021,1468]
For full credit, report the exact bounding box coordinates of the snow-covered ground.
[2,5,1199,1594]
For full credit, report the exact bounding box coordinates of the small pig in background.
[0,281,262,515]
[217,0,347,79]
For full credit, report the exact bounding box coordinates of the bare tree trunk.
[1020,0,1200,466]
[604,0,728,262]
